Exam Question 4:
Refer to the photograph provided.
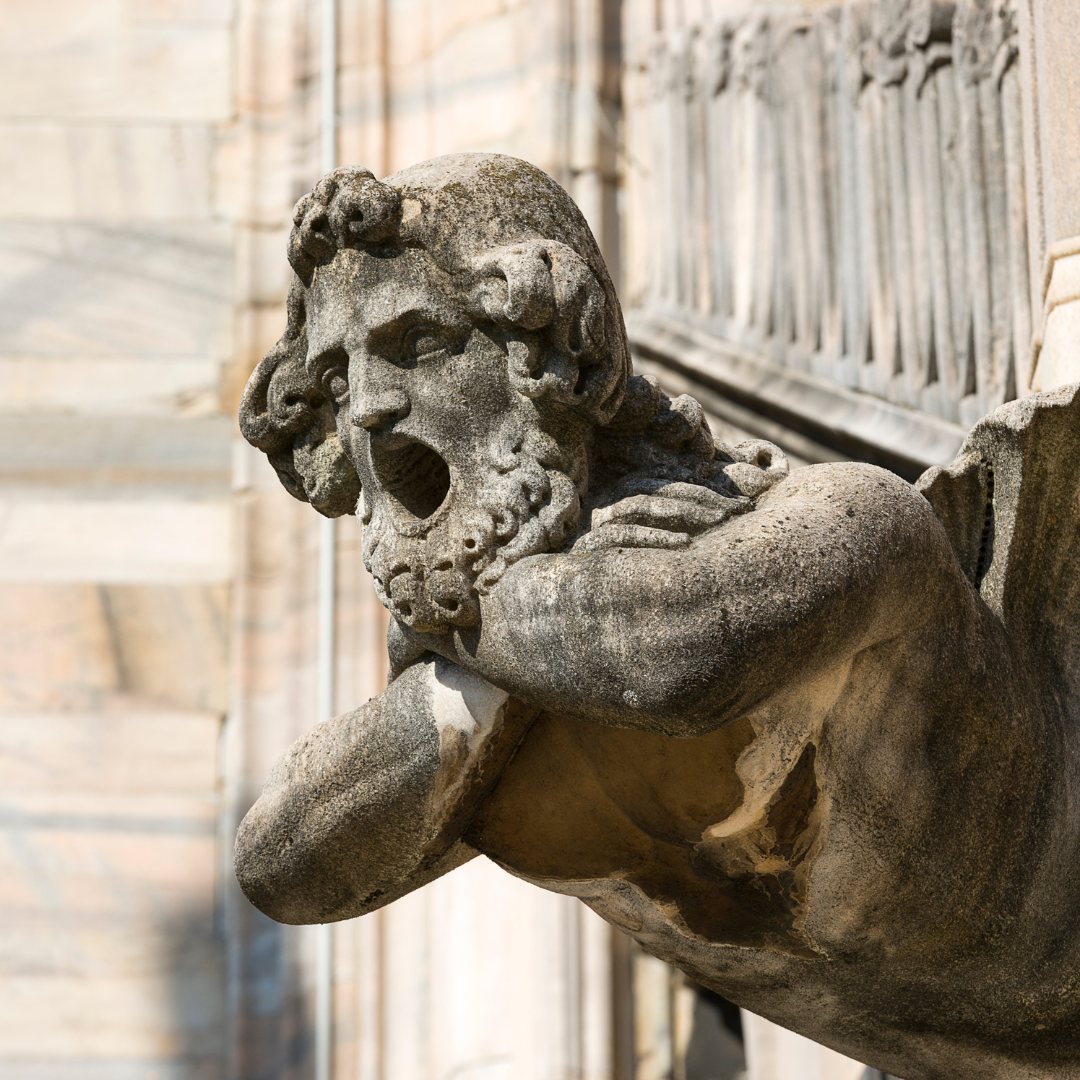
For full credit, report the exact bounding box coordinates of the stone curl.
[239,281,362,518]
[287,167,403,284]
[594,373,789,500]
[284,166,623,427]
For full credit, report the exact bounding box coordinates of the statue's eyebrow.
[363,303,467,355]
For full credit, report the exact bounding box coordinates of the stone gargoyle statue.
[235,153,1080,1080]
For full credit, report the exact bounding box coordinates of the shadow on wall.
[686,986,746,1080]
[0,581,230,1080]
[157,899,227,1080]
[161,889,318,1080]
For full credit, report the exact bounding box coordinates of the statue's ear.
[470,240,613,417]
[239,282,361,518]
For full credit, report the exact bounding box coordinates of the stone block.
[376,858,605,1080]
[1033,238,1080,391]
[0,223,232,359]
[0,416,232,493]
[1032,0,1080,243]
[0,789,222,1060]
[97,584,230,712]
[0,582,229,713]
[0,123,213,222]
[233,223,293,307]
[0,1060,200,1080]
[0,693,223,1069]
[1035,297,1080,390]
[743,1012,870,1080]
[0,499,232,584]
[213,122,297,228]
[0,1,231,120]
[381,12,531,168]
[0,357,220,417]
[429,21,524,156]
[128,0,235,22]
[0,709,221,794]
[226,302,288,414]
[0,584,119,710]
[429,0,506,53]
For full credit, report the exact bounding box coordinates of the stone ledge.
[626,311,969,480]
[0,498,232,584]
[0,415,232,493]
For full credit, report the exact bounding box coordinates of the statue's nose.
[352,389,410,431]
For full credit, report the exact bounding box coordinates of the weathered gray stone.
[235,153,1080,1080]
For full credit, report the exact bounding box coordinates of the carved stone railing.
[629,0,1030,429]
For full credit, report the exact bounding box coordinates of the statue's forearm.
[461,549,764,735]
[234,656,535,924]
[450,468,958,736]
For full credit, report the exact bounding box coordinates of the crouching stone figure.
[235,153,1080,1080]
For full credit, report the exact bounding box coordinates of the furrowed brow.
[364,303,468,355]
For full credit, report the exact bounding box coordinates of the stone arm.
[434,463,967,736]
[234,656,536,924]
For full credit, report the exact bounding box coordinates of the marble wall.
[0,2,236,1077]
[5,1,1079,1079]
[622,0,1033,427]
[0,2,624,1079]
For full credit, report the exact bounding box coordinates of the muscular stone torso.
[460,612,1080,1077]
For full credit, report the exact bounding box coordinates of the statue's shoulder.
[759,458,919,505]
[917,384,1080,706]
[741,459,941,550]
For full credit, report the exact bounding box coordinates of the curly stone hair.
[239,153,785,528]
[594,373,788,497]
[239,154,633,516]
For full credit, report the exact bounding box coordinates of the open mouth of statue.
[369,434,452,522]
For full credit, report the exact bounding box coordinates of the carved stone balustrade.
[629,0,1031,432]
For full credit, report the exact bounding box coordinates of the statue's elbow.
[615,659,744,737]
[233,797,323,925]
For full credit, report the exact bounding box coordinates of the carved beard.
[359,410,587,634]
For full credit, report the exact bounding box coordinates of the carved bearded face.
[239,156,645,635]
[307,247,591,633]
[240,157,785,641]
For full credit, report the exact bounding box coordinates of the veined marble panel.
[1033,237,1080,390]
[0,582,229,714]
[130,0,236,21]
[0,123,213,222]
[0,416,232,493]
[0,709,222,793]
[743,1013,871,1080]
[0,1,231,120]
[0,1061,197,1080]
[371,856,613,1080]
[428,0,506,49]
[0,759,223,1066]
[0,223,232,360]
[0,357,220,417]
[0,499,232,584]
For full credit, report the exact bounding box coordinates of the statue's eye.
[402,326,456,361]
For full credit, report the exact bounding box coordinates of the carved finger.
[573,523,691,552]
[643,481,745,508]
[600,472,749,506]
[592,495,739,534]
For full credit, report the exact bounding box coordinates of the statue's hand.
[571,479,749,552]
